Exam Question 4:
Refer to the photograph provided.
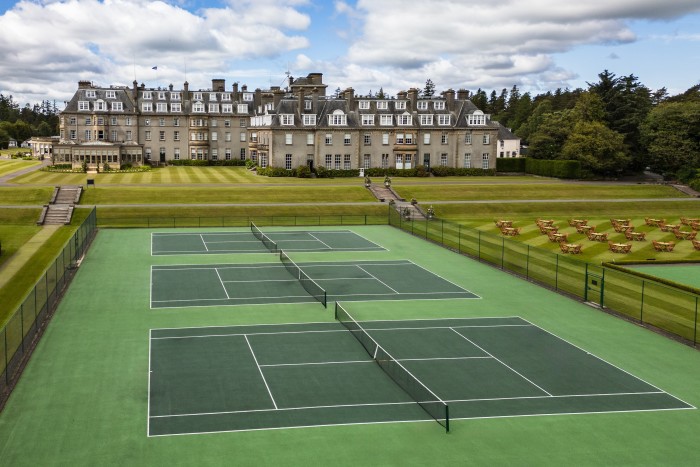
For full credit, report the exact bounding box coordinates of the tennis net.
[334,302,449,432]
[250,222,279,253]
[280,250,327,308]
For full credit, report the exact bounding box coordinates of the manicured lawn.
[0,159,40,177]
[394,183,686,201]
[80,185,376,204]
[0,224,42,267]
[0,187,53,205]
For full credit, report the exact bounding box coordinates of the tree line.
[0,95,59,149]
[430,70,699,180]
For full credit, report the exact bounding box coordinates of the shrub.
[257,166,297,177]
[296,164,312,178]
[431,167,496,176]
[525,159,581,179]
[81,160,88,173]
[102,163,111,172]
[496,158,526,172]
[120,163,133,170]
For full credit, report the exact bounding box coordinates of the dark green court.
[151,229,385,255]
[148,316,691,436]
[151,259,478,308]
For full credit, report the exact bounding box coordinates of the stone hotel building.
[56,73,500,171]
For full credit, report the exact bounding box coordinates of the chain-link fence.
[1,208,97,406]
[389,209,699,347]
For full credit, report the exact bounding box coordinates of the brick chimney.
[407,88,418,111]
[443,89,455,111]
[212,79,225,92]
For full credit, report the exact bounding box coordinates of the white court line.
[151,323,532,340]
[200,234,209,252]
[355,265,399,294]
[451,327,553,397]
[214,267,230,299]
[259,356,492,368]
[519,317,697,409]
[308,232,333,250]
[244,335,278,410]
[147,329,152,437]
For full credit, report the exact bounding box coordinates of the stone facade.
[56,73,499,171]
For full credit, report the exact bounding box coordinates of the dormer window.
[396,101,406,110]
[328,110,347,126]
[397,112,412,125]
[209,92,217,101]
[171,92,181,101]
[158,92,166,100]
[280,114,294,125]
[193,92,203,100]
[377,101,388,110]
[94,100,106,111]
[243,93,253,101]
[85,90,96,98]
[417,101,428,110]
[106,90,116,99]
[142,91,152,100]
[192,101,205,113]
[359,100,370,110]
[221,93,231,101]
[467,110,486,126]
[433,101,445,110]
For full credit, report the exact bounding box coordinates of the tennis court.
[151,228,385,255]
[148,310,692,436]
[150,258,478,308]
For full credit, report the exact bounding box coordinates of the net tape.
[334,302,449,432]
[280,250,327,308]
[250,222,279,254]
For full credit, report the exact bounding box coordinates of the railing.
[1,208,97,406]
[96,214,389,228]
[389,209,700,347]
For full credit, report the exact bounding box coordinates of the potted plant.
[384,175,391,187]
[410,198,417,205]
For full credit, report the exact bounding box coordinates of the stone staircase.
[38,186,82,225]
[366,182,428,221]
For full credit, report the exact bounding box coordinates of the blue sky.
[0,0,699,107]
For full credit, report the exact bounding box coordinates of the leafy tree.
[562,121,630,175]
[588,70,652,170]
[641,100,700,175]
[527,108,575,159]
[376,87,386,99]
[470,88,487,111]
[422,79,435,98]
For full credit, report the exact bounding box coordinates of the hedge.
[431,167,496,177]
[525,158,581,178]
[496,158,526,172]
[169,159,247,167]
[364,166,431,177]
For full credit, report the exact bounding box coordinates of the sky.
[1,0,699,109]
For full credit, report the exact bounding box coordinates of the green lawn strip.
[0,186,53,205]
[395,183,686,201]
[0,208,42,224]
[1,226,700,465]
[431,199,700,219]
[0,224,42,268]
[79,185,376,204]
[0,220,84,328]
[0,160,40,177]
[91,204,389,227]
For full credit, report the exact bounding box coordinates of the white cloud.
[337,0,700,94]
[0,0,311,104]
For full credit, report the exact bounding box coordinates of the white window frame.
[359,101,370,110]
[78,101,90,111]
[434,101,445,110]
[417,101,428,110]
[377,101,388,109]
[380,115,393,126]
[171,103,181,113]
[237,104,248,114]
[281,114,294,125]
[111,102,123,112]
[438,115,451,126]
[285,133,293,145]
[302,114,316,126]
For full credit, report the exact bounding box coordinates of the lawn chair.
[692,239,700,251]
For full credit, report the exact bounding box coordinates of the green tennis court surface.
[151,229,385,255]
[148,316,691,436]
[627,263,700,289]
[151,259,478,308]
